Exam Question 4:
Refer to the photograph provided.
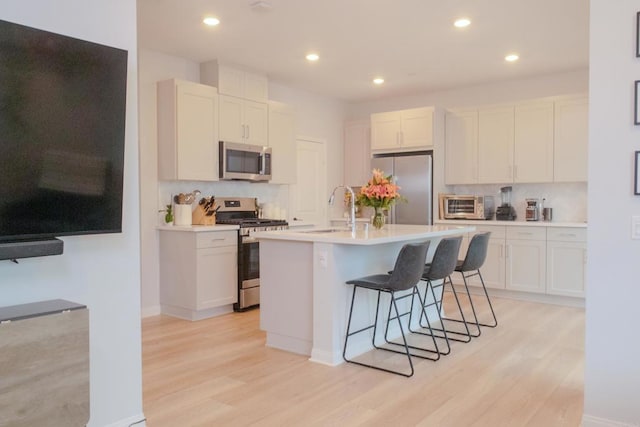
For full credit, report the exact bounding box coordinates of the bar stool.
[342,241,434,377]
[416,236,473,343]
[454,232,497,332]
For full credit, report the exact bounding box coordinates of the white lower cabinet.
[160,229,238,320]
[448,222,585,299]
[546,228,587,297]
[505,227,547,293]
[457,225,506,290]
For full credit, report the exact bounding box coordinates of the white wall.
[0,2,143,426]
[138,51,347,315]
[584,0,640,425]
[347,69,589,119]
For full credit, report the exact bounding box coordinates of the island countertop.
[253,223,476,245]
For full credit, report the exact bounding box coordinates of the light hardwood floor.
[142,296,584,426]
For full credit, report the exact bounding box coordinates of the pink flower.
[356,169,403,209]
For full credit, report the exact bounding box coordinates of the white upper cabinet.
[200,60,268,103]
[443,95,588,185]
[218,95,268,146]
[371,106,433,152]
[157,79,219,181]
[445,110,478,185]
[554,97,588,182]
[477,106,514,184]
[514,101,554,183]
[268,101,297,184]
[344,120,371,187]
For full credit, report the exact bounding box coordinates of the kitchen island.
[253,224,475,366]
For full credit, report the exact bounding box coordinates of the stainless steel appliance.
[215,197,288,311]
[219,141,272,182]
[371,151,433,225]
[525,198,540,221]
[496,186,517,221]
[439,194,494,220]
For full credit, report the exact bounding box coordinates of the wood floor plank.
[142,295,584,426]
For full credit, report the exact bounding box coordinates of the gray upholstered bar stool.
[453,232,497,334]
[415,236,473,343]
[342,241,435,377]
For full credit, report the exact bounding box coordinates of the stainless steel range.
[215,197,288,311]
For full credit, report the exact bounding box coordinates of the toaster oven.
[439,194,495,220]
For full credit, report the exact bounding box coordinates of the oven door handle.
[242,236,259,244]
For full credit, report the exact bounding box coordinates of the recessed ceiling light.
[505,54,520,62]
[454,18,471,28]
[373,77,385,85]
[306,53,319,62]
[203,17,220,26]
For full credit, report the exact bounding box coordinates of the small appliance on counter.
[525,198,540,221]
[495,186,517,221]
[439,194,494,220]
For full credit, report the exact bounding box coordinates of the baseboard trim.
[582,414,638,427]
[140,305,161,318]
[103,412,146,427]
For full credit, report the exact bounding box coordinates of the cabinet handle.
[246,125,250,139]
[517,232,533,236]
[210,238,227,242]
[241,124,246,139]
[508,165,513,179]
[399,131,404,146]
[514,165,518,180]
[558,233,577,238]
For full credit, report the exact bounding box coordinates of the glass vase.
[371,207,386,230]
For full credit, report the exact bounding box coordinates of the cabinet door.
[445,110,478,184]
[514,101,554,183]
[217,65,244,98]
[554,97,588,182]
[243,99,268,146]
[477,106,514,183]
[219,94,244,143]
[546,241,586,297]
[244,72,268,103]
[469,238,506,290]
[400,107,433,149]
[196,246,238,309]
[344,120,371,187]
[506,239,546,293]
[176,82,219,181]
[269,102,297,184]
[371,111,401,150]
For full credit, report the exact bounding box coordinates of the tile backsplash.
[449,182,587,223]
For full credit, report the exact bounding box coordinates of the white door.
[290,138,326,226]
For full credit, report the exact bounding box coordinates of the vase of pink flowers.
[357,169,403,230]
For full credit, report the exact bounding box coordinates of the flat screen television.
[0,19,128,244]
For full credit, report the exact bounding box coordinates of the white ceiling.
[137,0,589,103]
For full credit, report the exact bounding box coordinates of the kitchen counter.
[253,224,474,245]
[255,224,474,366]
[435,219,587,228]
[157,224,239,232]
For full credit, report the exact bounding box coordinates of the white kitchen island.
[253,224,475,366]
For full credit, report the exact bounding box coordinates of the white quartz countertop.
[157,224,239,232]
[435,219,587,228]
[252,224,475,245]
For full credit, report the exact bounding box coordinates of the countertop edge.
[434,219,587,228]
[253,225,475,245]
[157,224,239,232]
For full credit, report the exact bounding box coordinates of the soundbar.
[0,238,64,262]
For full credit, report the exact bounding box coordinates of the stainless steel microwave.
[219,141,272,182]
[439,194,495,220]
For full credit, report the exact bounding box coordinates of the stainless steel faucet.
[329,185,356,233]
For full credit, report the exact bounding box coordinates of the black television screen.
[0,19,128,243]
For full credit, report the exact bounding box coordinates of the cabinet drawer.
[506,226,546,241]
[471,224,506,239]
[196,231,238,248]
[546,227,586,242]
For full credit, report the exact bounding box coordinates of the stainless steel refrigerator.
[371,151,433,225]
